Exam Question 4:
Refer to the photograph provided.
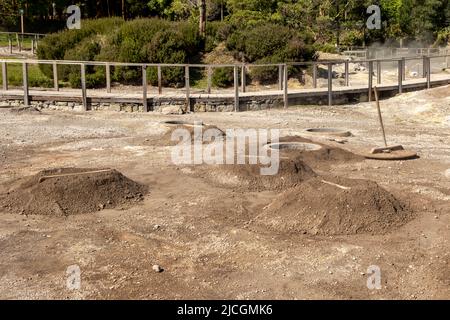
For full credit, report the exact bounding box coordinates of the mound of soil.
[257,176,412,235]
[276,136,364,169]
[158,125,226,146]
[205,156,317,191]
[0,168,148,216]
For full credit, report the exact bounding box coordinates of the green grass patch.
[0,62,53,88]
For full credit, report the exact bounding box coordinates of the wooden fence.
[1,53,450,112]
[0,32,46,54]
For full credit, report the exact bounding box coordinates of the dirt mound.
[0,168,148,216]
[276,136,364,169]
[257,176,412,235]
[204,156,317,191]
[157,125,226,146]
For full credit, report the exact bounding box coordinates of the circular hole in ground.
[266,142,322,151]
[305,128,352,137]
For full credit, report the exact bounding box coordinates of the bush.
[434,27,450,47]
[227,23,292,61]
[225,23,315,83]
[37,18,202,88]
[212,67,235,87]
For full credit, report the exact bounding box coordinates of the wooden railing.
[1,53,449,111]
[0,32,46,54]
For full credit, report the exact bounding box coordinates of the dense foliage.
[2,1,449,45]
[3,0,448,88]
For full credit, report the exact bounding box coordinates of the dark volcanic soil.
[0,168,148,216]
[257,175,413,235]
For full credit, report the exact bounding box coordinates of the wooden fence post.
[279,65,283,90]
[81,63,88,111]
[207,66,212,94]
[23,62,29,106]
[16,34,20,51]
[8,39,12,54]
[185,65,191,112]
[157,65,162,95]
[241,64,246,93]
[142,65,148,112]
[283,64,288,109]
[345,60,349,87]
[53,62,59,91]
[368,61,373,102]
[376,61,381,85]
[402,57,406,81]
[422,56,427,78]
[313,63,317,88]
[106,63,111,93]
[398,60,403,94]
[427,57,431,89]
[2,62,8,91]
[328,63,333,106]
[234,65,239,112]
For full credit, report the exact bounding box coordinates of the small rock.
[445,169,450,178]
[152,265,163,273]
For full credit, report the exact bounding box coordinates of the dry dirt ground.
[0,85,449,300]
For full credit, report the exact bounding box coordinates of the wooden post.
[81,63,88,111]
[22,62,29,107]
[31,39,35,54]
[142,66,148,112]
[376,61,381,85]
[185,65,191,112]
[16,33,20,51]
[207,66,212,94]
[157,65,162,95]
[2,62,7,91]
[426,57,431,89]
[368,61,373,102]
[53,62,59,91]
[402,58,406,81]
[8,39,12,54]
[278,65,283,90]
[106,63,111,93]
[327,63,333,106]
[344,60,349,86]
[313,63,317,88]
[423,56,427,78]
[234,65,239,112]
[241,64,246,93]
[398,60,403,94]
[283,64,288,109]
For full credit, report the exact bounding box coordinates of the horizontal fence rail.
[0,53,449,112]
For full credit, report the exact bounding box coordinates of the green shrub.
[434,27,450,47]
[212,67,234,87]
[225,22,315,83]
[227,23,292,61]
[205,21,234,52]
[313,43,338,54]
[37,18,202,88]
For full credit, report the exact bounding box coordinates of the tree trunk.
[122,0,125,19]
[199,0,206,37]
